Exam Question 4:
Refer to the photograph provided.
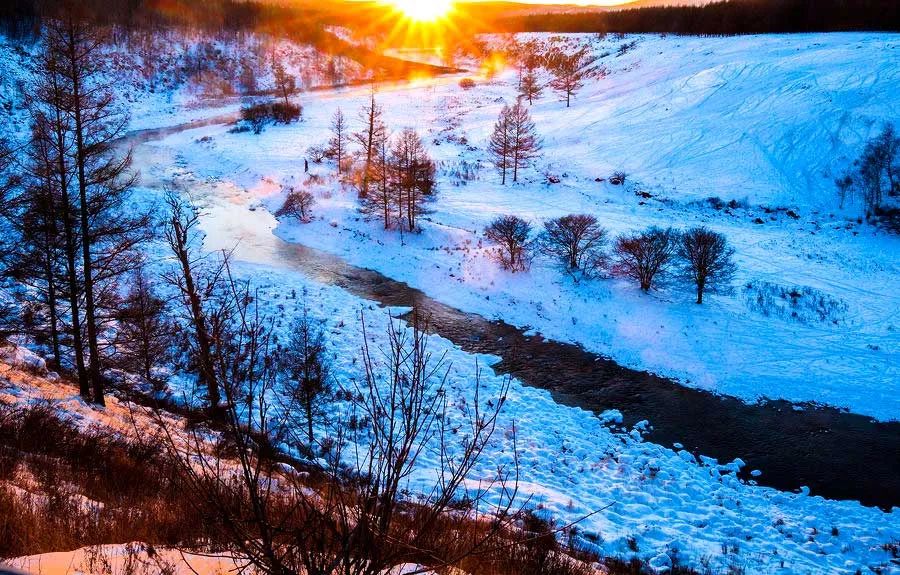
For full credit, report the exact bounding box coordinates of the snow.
[143,33,899,421]
[7,544,246,575]
[2,30,900,574]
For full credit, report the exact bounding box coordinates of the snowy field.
[2,30,899,574]
[136,33,900,422]
[108,33,900,573]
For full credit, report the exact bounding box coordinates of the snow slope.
[147,33,899,421]
[4,30,899,574]
[128,118,898,575]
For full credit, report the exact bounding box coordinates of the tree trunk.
[174,239,221,408]
[69,32,105,406]
[42,228,62,371]
[53,109,89,398]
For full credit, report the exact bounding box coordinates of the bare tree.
[276,187,315,223]
[26,35,89,395]
[548,46,598,108]
[272,57,296,106]
[678,227,736,304]
[489,103,542,184]
[162,191,223,410]
[326,108,349,174]
[540,214,609,278]
[613,226,677,291]
[389,128,435,232]
[485,215,533,272]
[4,123,67,371]
[277,303,331,447]
[858,123,899,213]
[0,137,17,208]
[519,70,542,105]
[352,91,386,199]
[27,15,149,405]
[113,266,173,388]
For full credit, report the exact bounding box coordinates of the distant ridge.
[491,0,900,34]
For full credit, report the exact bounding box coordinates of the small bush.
[307,144,328,163]
[240,101,302,134]
[275,188,316,223]
[458,77,477,90]
[610,171,627,186]
[742,281,848,325]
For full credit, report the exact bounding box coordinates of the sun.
[387,0,454,22]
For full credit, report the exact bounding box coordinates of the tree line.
[495,0,900,36]
[301,95,436,232]
[0,0,330,41]
[485,214,737,305]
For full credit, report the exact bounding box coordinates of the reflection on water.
[134,124,900,511]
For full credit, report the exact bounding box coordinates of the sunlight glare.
[387,0,454,22]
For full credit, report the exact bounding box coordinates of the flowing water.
[131,118,900,511]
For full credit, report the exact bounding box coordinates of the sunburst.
[386,0,454,22]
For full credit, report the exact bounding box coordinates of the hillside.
[0,24,898,575]
[148,33,900,421]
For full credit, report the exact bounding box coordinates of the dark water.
[124,105,899,511]
[262,239,900,510]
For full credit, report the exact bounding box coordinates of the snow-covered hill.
[150,33,900,421]
[2,29,899,574]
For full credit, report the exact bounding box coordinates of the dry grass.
[0,360,707,574]
[0,400,207,558]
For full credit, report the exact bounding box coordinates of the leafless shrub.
[154,280,537,575]
[609,171,627,186]
[307,144,328,164]
[677,227,736,304]
[276,187,316,223]
[485,215,533,272]
[540,214,609,279]
[613,227,677,291]
[742,281,848,326]
[0,402,204,558]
